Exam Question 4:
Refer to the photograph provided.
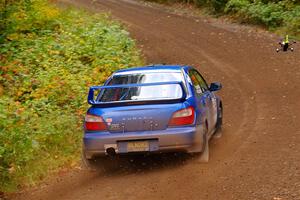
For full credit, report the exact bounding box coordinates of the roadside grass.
[0,0,142,192]
[145,0,300,39]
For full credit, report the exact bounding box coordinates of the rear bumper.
[83,126,204,158]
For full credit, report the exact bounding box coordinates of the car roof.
[114,65,190,75]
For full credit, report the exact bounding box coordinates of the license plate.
[127,141,149,152]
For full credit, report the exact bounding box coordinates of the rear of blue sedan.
[82,65,222,167]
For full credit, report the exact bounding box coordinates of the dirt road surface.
[12,0,300,199]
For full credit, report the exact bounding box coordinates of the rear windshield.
[98,72,184,102]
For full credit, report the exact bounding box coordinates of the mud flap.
[199,134,209,163]
[187,125,205,153]
[81,150,97,171]
[199,126,209,163]
[213,102,223,139]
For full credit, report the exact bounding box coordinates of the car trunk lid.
[89,103,184,133]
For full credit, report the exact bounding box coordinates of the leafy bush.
[282,5,300,36]
[233,1,285,27]
[225,0,300,35]
[0,0,142,192]
[225,0,251,14]
[0,0,60,44]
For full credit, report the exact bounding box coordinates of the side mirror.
[209,82,222,92]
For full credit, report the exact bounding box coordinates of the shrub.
[0,0,60,44]
[225,0,250,14]
[0,1,142,192]
[282,5,300,36]
[245,1,284,27]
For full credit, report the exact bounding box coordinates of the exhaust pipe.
[106,147,116,157]
[104,144,117,157]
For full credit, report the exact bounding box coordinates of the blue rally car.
[82,65,222,167]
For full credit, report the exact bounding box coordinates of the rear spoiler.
[88,81,186,105]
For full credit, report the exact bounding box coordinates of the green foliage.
[225,0,251,14]
[226,1,285,27]
[225,0,300,35]
[0,0,142,192]
[281,5,300,36]
[210,0,228,12]
[0,0,60,43]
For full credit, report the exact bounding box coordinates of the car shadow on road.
[91,152,195,176]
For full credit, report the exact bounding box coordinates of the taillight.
[169,107,195,126]
[85,114,107,131]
